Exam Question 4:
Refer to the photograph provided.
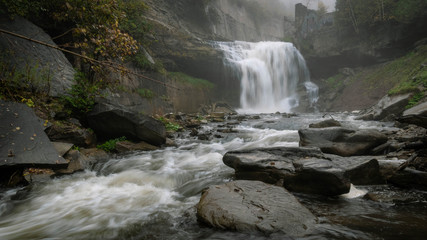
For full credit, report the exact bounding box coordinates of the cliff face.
[144,0,294,42]
[142,0,296,108]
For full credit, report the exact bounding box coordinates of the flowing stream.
[216,41,318,113]
[0,113,426,239]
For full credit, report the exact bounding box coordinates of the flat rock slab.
[299,127,388,156]
[223,147,351,196]
[197,180,317,236]
[0,101,67,168]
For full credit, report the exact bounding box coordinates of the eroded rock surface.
[196,180,316,236]
[299,127,388,156]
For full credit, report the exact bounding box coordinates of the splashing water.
[217,41,318,113]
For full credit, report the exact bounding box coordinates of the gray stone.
[87,102,166,146]
[388,168,427,190]
[0,101,67,168]
[196,180,316,236]
[357,93,412,121]
[223,147,351,196]
[330,155,384,185]
[378,159,406,181]
[52,142,74,157]
[45,121,96,147]
[56,149,95,175]
[309,119,341,128]
[115,141,159,153]
[299,127,388,156]
[398,101,427,128]
[0,16,74,96]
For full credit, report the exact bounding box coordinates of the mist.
[245,0,336,20]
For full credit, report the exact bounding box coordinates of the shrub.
[62,71,99,117]
[97,136,126,152]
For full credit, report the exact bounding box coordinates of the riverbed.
[0,113,426,239]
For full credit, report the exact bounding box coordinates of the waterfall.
[217,41,318,113]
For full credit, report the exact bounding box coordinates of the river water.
[0,113,426,240]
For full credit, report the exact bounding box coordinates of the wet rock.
[23,168,55,183]
[299,127,388,156]
[378,159,406,181]
[398,101,427,128]
[0,101,68,169]
[388,168,427,190]
[199,102,236,115]
[115,141,159,153]
[52,142,74,157]
[223,147,351,196]
[87,102,166,146]
[196,180,316,236]
[79,148,109,161]
[56,149,95,175]
[357,93,412,121]
[333,156,384,185]
[309,119,341,128]
[45,121,96,147]
[409,156,427,172]
[198,134,211,141]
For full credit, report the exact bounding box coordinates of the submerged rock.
[87,103,166,146]
[299,127,388,156]
[196,180,316,236]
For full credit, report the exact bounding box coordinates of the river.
[1,112,426,239]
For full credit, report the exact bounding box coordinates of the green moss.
[387,45,427,95]
[168,72,214,89]
[326,73,345,89]
[156,116,182,132]
[97,136,126,152]
[406,92,424,109]
[137,88,154,99]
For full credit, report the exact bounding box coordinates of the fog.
[246,0,336,20]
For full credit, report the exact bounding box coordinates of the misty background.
[252,0,336,19]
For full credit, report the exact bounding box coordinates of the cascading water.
[217,41,318,113]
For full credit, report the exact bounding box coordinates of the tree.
[0,0,143,76]
[318,1,328,16]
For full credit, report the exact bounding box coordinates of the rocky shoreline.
[1,97,426,238]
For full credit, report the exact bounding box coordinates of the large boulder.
[45,121,96,147]
[196,180,316,236]
[398,101,427,128]
[0,101,67,185]
[0,16,74,96]
[223,147,351,196]
[87,103,166,146]
[357,93,412,121]
[299,127,388,156]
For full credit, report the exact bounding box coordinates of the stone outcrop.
[0,101,68,186]
[223,147,386,195]
[196,180,316,236]
[398,101,427,128]
[45,121,96,147]
[357,93,413,121]
[299,127,388,156]
[0,16,74,96]
[223,147,351,196]
[309,119,341,128]
[87,102,166,146]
